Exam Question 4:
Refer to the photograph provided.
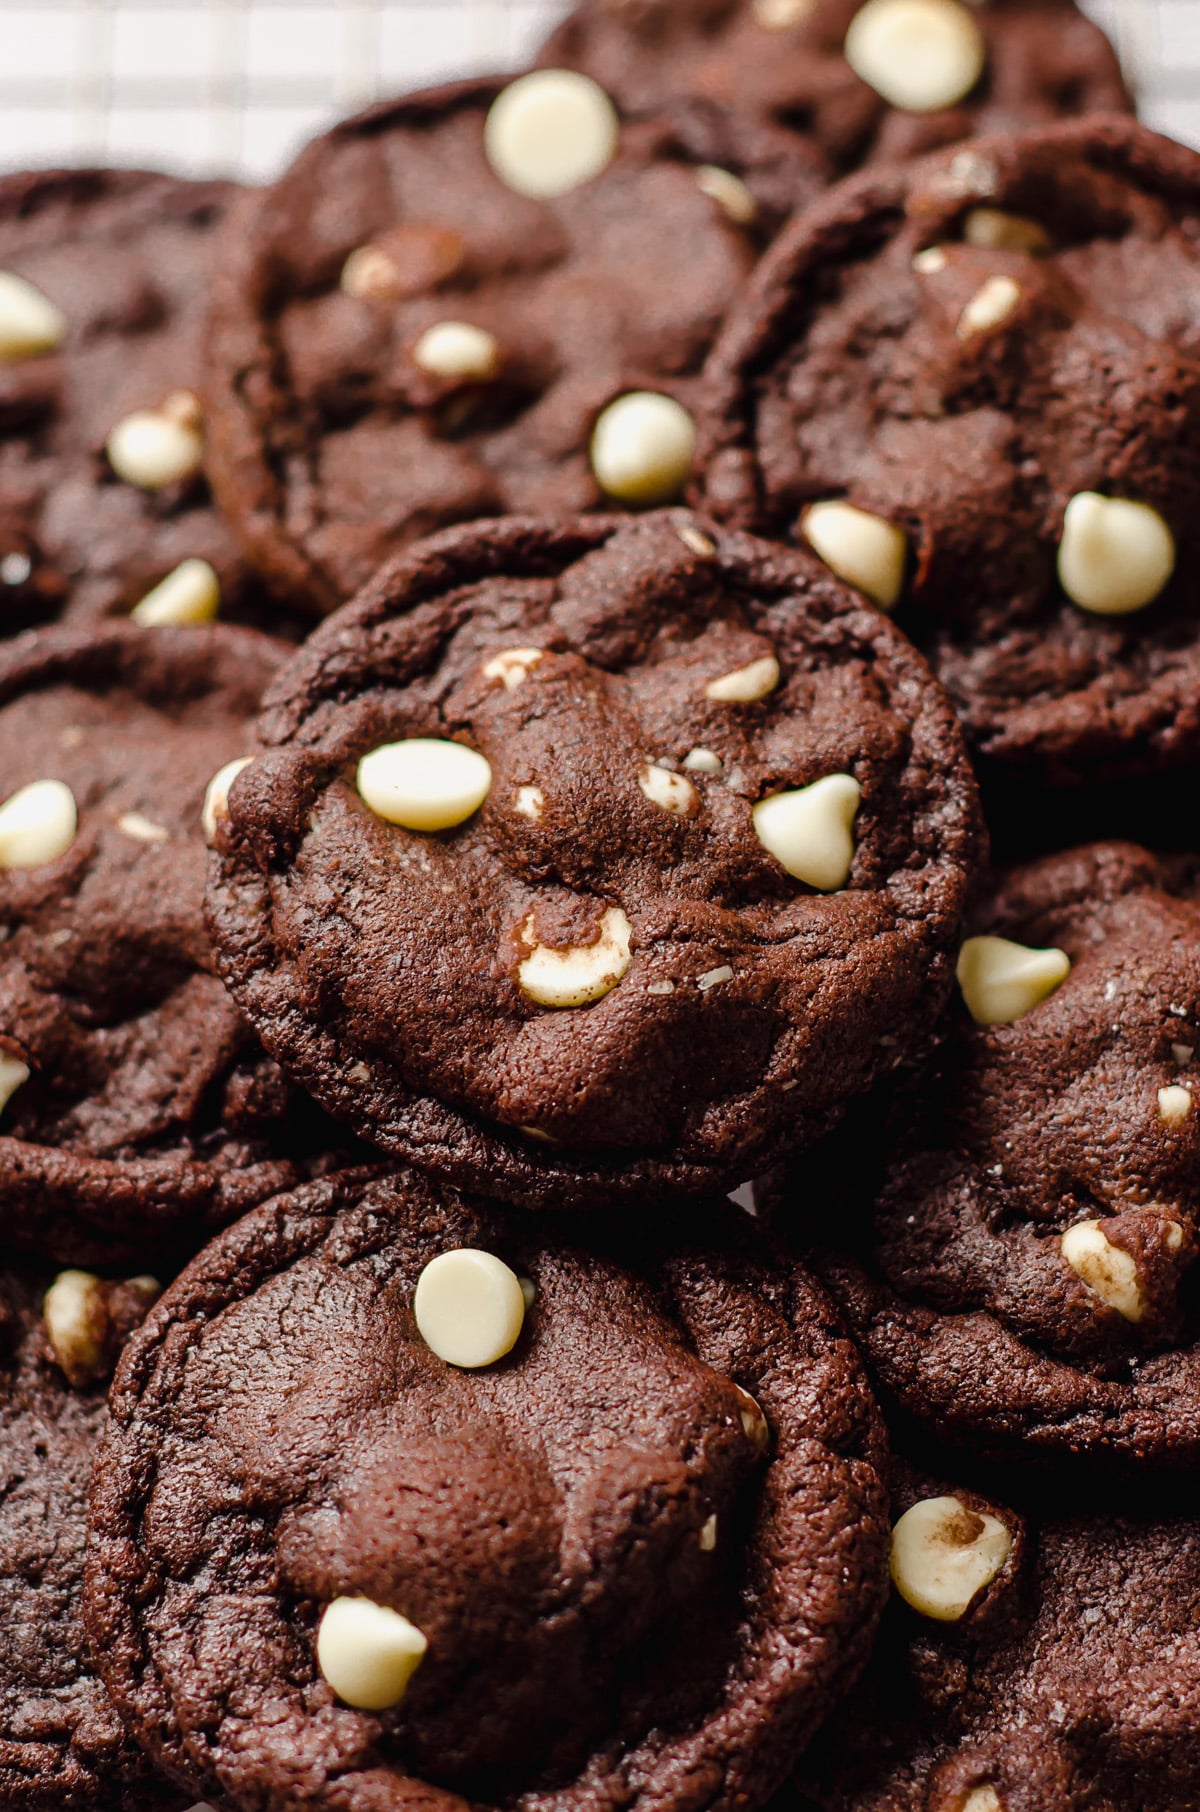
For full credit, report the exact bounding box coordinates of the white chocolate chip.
[202,757,253,844]
[705,654,780,704]
[1159,1084,1193,1126]
[412,321,502,382]
[1058,493,1175,617]
[964,208,1050,255]
[676,525,716,557]
[695,165,758,226]
[1166,1220,1185,1252]
[414,1247,527,1369]
[698,965,733,991]
[341,244,398,299]
[912,246,948,274]
[116,812,169,845]
[890,1496,1013,1621]
[1,552,31,585]
[357,739,492,833]
[591,392,696,506]
[1061,1220,1144,1322]
[0,271,66,360]
[960,1790,1003,1812]
[483,647,544,690]
[517,905,632,1008]
[735,1385,770,1450]
[0,779,77,870]
[800,501,907,610]
[519,1123,557,1143]
[317,1598,428,1711]
[683,747,722,774]
[131,557,221,627]
[845,0,986,113]
[0,1052,29,1116]
[639,764,698,815]
[1174,1043,1195,1067]
[957,274,1021,340]
[753,0,815,24]
[43,1270,106,1383]
[106,408,204,491]
[485,70,620,200]
[955,936,1070,1026]
[647,979,676,996]
[699,1514,718,1551]
[514,785,545,822]
[752,773,861,892]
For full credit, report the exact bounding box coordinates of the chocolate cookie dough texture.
[794,1467,1200,1812]
[698,116,1200,781]
[539,0,1129,195]
[0,169,272,635]
[86,1171,889,1812]
[811,843,1200,1469]
[203,74,799,620]
[0,621,329,1263]
[204,511,982,1209]
[0,1263,179,1810]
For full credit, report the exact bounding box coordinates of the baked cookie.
[204,75,797,619]
[86,1169,889,1812]
[792,1464,1200,1812]
[0,1261,179,1810]
[0,169,283,636]
[0,621,331,1264]
[809,842,1200,1469]
[698,116,1200,782]
[204,510,983,1210]
[540,0,1128,194]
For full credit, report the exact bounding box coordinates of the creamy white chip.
[116,812,169,845]
[735,1384,770,1450]
[0,779,77,869]
[202,757,253,844]
[639,764,697,815]
[412,321,502,382]
[414,1247,527,1369]
[591,392,696,506]
[1061,1220,1144,1322]
[957,274,1021,340]
[705,654,780,703]
[517,904,632,1008]
[683,747,722,774]
[483,647,544,689]
[0,1052,29,1116]
[357,739,492,833]
[0,271,66,360]
[956,936,1070,1026]
[845,0,986,113]
[1159,1084,1193,1126]
[963,207,1050,254]
[317,1597,428,1711]
[695,165,758,225]
[514,785,545,821]
[800,501,907,609]
[485,70,620,200]
[1058,493,1175,617]
[752,773,861,892]
[131,558,221,627]
[890,1495,1012,1621]
[106,408,204,491]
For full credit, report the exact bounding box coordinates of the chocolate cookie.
[807,842,1200,1469]
[204,75,798,619]
[0,169,282,636]
[0,1261,178,1809]
[540,0,1128,196]
[792,1464,1200,1812]
[698,116,1200,783]
[86,1169,889,1812]
[204,510,983,1210]
[0,621,331,1264]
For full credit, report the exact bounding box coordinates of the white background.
[0,0,1187,182]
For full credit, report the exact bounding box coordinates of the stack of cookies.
[3,5,1199,1811]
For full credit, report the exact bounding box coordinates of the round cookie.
[540,0,1129,196]
[204,75,798,620]
[0,1261,180,1810]
[0,169,283,636]
[792,1465,1200,1812]
[86,1168,889,1812]
[204,510,983,1210]
[0,621,331,1264]
[698,116,1200,782]
[809,842,1200,1470]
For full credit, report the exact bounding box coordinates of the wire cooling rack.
[0,0,1189,182]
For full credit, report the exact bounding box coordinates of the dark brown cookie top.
[809,842,1200,1469]
[0,1262,179,1810]
[204,511,982,1210]
[698,115,1200,782]
[0,169,284,637]
[203,75,797,620]
[87,1170,888,1812]
[0,622,329,1264]
[540,0,1128,197]
[793,1464,1200,1812]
